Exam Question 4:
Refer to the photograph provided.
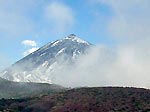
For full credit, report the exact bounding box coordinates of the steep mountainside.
[0,87,149,112]
[0,34,91,83]
[0,77,65,99]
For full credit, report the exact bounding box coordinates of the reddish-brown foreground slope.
[0,87,150,112]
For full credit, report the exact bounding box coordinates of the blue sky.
[0,0,150,70]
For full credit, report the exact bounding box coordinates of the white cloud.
[22,40,37,47]
[67,1,150,88]
[23,47,39,57]
[45,1,75,33]
[22,40,39,56]
[92,0,150,41]
[51,45,150,88]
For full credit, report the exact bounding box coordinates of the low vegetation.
[0,87,149,112]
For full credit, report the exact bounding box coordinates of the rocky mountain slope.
[0,77,65,99]
[0,87,149,112]
[0,34,91,83]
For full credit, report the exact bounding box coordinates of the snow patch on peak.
[56,48,66,57]
[72,50,81,59]
[38,41,54,52]
[40,53,46,57]
[42,61,49,67]
[65,34,90,45]
[51,40,62,47]
[2,71,8,75]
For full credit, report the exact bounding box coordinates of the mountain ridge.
[0,34,91,83]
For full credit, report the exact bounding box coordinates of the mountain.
[0,77,65,99]
[0,34,91,83]
[0,87,149,112]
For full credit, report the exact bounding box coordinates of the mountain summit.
[0,34,91,83]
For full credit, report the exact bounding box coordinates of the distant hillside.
[0,87,149,112]
[0,77,65,99]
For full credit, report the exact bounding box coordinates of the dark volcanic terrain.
[0,87,149,112]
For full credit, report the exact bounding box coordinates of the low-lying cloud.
[1,44,150,88]
[64,0,150,88]
[52,45,150,88]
